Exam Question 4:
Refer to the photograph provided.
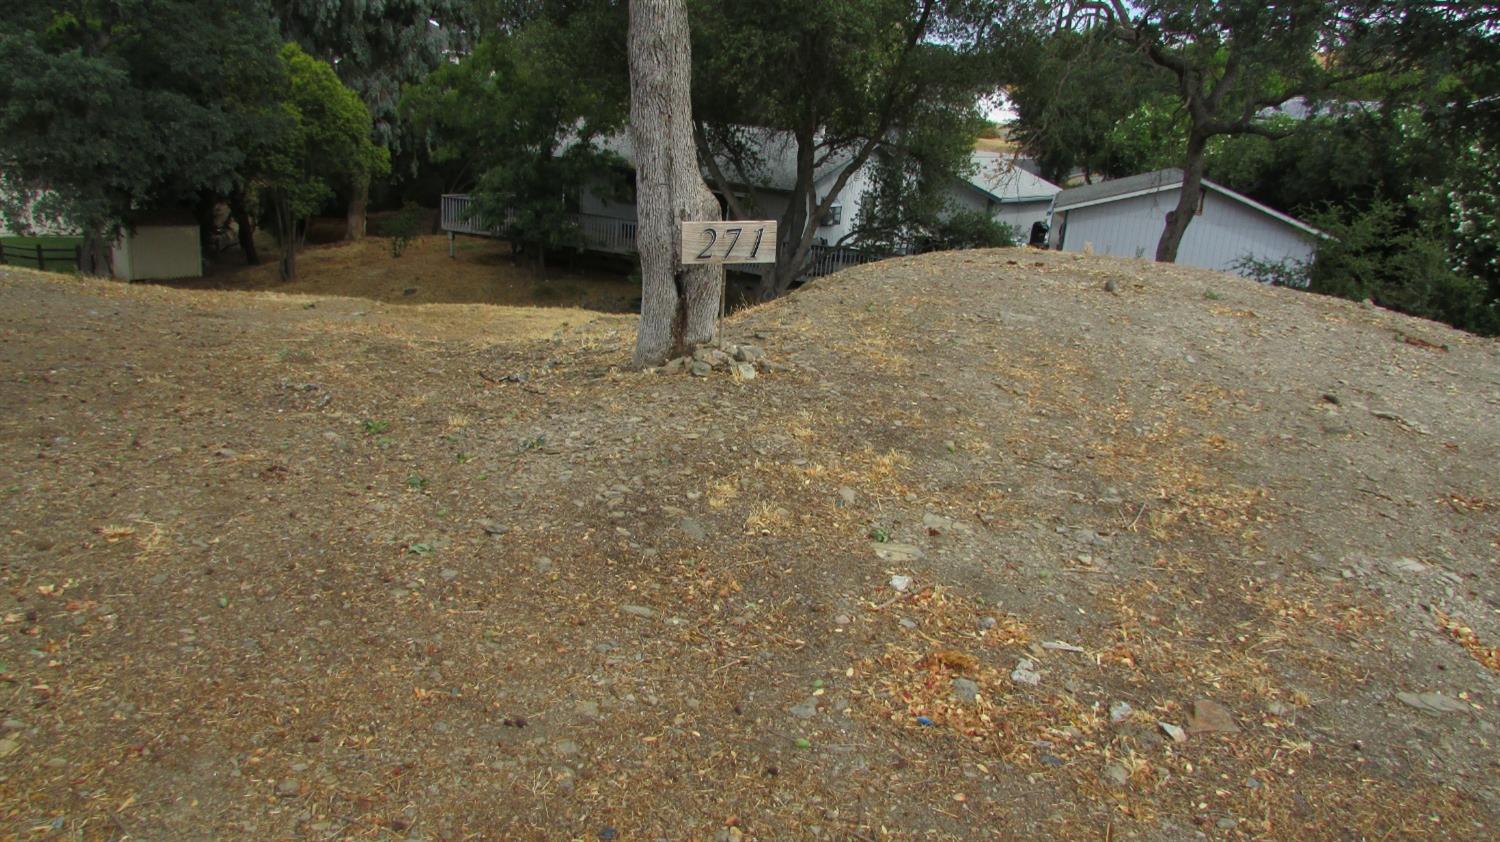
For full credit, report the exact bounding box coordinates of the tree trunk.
[1155,132,1208,263]
[275,194,296,281]
[757,131,815,300]
[230,191,260,265]
[345,179,368,241]
[628,0,724,369]
[78,229,112,277]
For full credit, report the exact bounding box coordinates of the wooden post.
[74,246,82,269]
[0,241,6,265]
[448,231,456,258]
[36,244,45,271]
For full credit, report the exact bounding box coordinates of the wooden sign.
[680,220,777,264]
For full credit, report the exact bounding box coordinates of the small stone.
[276,779,301,797]
[479,520,508,536]
[439,568,458,582]
[734,345,765,363]
[833,614,852,627]
[836,486,857,507]
[689,361,712,377]
[597,828,619,841]
[680,517,707,542]
[1265,700,1292,717]
[575,700,600,719]
[730,362,756,381]
[1396,691,1469,714]
[977,616,997,630]
[1186,699,1240,734]
[899,618,918,630]
[1158,722,1187,743]
[952,678,980,705]
[873,543,923,562]
[621,604,656,619]
[1102,764,1129,787]
[1103,278,1118,294]
[1010,659,1041,686]
[789,697,819,719]
[889,575,913,592]
[534,556,554,574]
[1217,818,1238,830]
[1109,701,1133,723]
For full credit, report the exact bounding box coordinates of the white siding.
[1054,188,1316,275]
[111,225,202,281]
[811,163,868,245]
[992,199,1052,240]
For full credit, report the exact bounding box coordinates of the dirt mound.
[1,250,1497,839]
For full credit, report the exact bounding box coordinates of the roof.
[963,153,1060,203]
[1051,168,1325,238]
[595,127,854,194]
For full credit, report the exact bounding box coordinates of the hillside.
[1,246,1498,840]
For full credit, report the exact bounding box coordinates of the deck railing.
[801,244,888,279]
[440,194,638,256]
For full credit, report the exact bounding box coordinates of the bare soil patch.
[1,248,1498,840]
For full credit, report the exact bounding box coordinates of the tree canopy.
[0,0,284,271]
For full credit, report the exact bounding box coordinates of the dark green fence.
[0,241,83,271]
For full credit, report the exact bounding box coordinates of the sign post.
[681,220,777,352]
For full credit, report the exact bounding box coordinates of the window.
[819,205,843,227]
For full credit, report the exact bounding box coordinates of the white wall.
[811,163,869,246]
[112,225,202,281]
[1054,188,1317,275]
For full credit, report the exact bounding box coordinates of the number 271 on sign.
[680,221,777,265]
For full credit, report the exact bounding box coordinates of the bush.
[386,202,430,258]
[1260,201,1500,336]
[927,210,1017,251]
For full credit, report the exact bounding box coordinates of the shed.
[111,210,202,281]
[948,153,1061,236]
[1048,169,1323,276]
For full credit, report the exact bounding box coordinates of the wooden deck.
[439,194,639,256]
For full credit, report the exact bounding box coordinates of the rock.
[620,604,657,619]
[1265,700,1292,717]
[1158,722,1187,743]
[836,486,857,507]
[952,678,980,705]
[660,357,687,375]
[833,614,852,627]
[1186,699,1240,734]
[1216,818,1238,830]
[730,362,757,381]
[977,616,997,631]
[873,543,923,562]
[1389,557,1429,575]
[276,779,301,797]
[679,517,707,542]
[889,574,914,592]
[922,513,953,532]
[597,827,619,841]
[1103,278,1118,294]
[1396,691,1469,714]
[789,697,819,719]
[479,520,508,536]
[734,345,765,363]
[1042,641,1086,653]
[439,568,458,582]
[1102,763,1130,787]
[1109,701,1134,724]
[553,740,580,757]
[899,618,918,630]
[1010,659,1041,687]
[575,700,600,719]
[689,361,712,377]
[534,556,554,575]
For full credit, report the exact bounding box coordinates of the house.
[947,152,1060,237]
[1047,168,1324,275]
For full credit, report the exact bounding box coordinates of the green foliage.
[926,210,1017,251]
[0,0,283,264]
[690,0,1027,294]
[402,7,628,259]
[274,0,473,151]
[1254,201,1499,336]
[1005,27,1172,184]
[386,201,429,257]
[261,43,388,277]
